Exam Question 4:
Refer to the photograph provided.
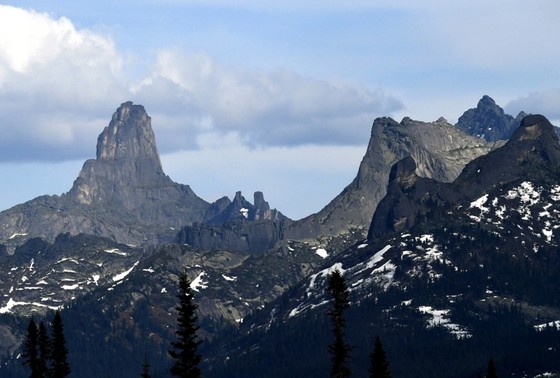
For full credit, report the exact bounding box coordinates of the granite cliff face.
[64,102,210,232]
[68,101,169,206]
[283,116,500,242]
[0,102,288,252]
[0,102,211,249]
[369,114,560,237]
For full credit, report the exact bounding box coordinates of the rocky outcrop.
[204,191,286,225]
[179,191,287,254]
[283,116,499,242]
[178,220,282,254]
[456,95,525,141]
[369,114,560,237]
[0,102,210,249]
[66,102,210,227]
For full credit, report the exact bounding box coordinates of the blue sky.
[0,1,559,219]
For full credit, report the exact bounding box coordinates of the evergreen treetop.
[169,271,202,378]
[369,335,392,378]
[326,269,352,378]
[50,310,71,378]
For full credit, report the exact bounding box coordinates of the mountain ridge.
[3,97,560,378]
[282,115,500,244]
[0,102,286,251]
[205,113,560,378]
[369,114,560,237]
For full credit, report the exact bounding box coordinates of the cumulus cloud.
[133,49,403,149]
[0,5,128,161]
[0,5,403,163]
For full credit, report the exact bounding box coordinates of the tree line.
[21,270,501,377]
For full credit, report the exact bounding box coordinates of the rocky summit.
[0,102,292,252]
[177,191,288,254]
[456,95,526,141]
[282,115,499,243]
[369,114,560,238]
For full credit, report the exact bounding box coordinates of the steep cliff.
[0,102,210,249]
[369,114,560,237]
[283,116,500,242]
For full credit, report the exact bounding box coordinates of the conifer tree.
[326,269,352,378]
[368,335,391,378]
[169,271,202,378]
[486,357,498,378]
[22,319,39,378]
[37,321,50,378]
[50,310,71,378]
[141,354,151,378]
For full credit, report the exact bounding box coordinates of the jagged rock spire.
[69,102,169,205]
[456,95,525,141]
[96,101,162,166]
[0,102,210,247]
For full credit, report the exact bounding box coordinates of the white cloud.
[133,49,403,148]
[0,5,403,163]
[0,5,127,161]
[505,89,560,124]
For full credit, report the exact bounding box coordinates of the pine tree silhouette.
[50,311,71,378]
[141,354,151,378]
[169,271,202,378]
[486,357,498,378]
[37,321,50,377]
[369,335,391,378]
[326,269,352,378]
[22,319,39,377]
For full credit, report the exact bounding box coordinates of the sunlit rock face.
[68,102,174,208]
[283,115,499,242]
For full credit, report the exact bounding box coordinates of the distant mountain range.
[1,96,558,377]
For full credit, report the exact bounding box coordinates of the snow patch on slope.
[190,272,209,292]
[112,261,139,282]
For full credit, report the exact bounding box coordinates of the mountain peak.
[370,114,560,238]
[69,102,169,205]
[456,95,519,141]
[96,101,161,166]
[479,94,497,106]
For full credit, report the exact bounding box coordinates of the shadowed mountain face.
[0,102,210,249]
[456,95,526,141]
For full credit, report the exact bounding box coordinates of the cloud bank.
[0,5,403,163]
